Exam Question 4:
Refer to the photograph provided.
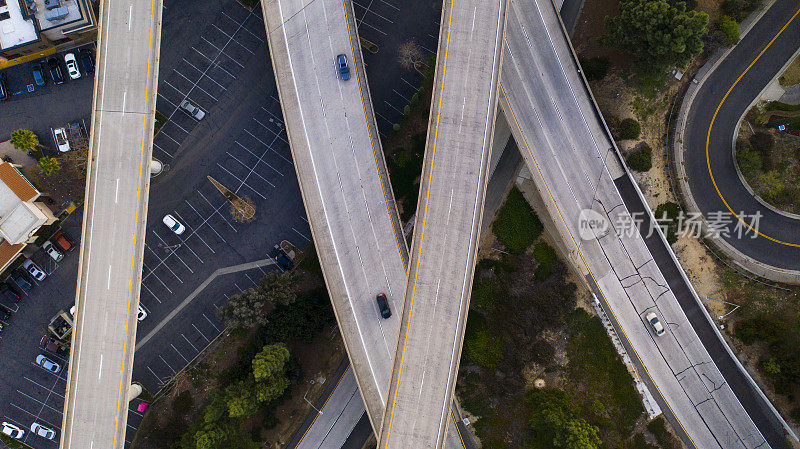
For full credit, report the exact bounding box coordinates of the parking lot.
[0,44,96,146]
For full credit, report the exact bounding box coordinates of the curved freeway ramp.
[498,0,790,447]
[59,0,163,446]
[682,0,800,275]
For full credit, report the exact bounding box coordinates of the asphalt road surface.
[499,0,786,447]
[684,0,800,271]
[262,0,409,431]
[378,0,505,446]
[59,0,163,446]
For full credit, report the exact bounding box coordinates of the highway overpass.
[498,0,790,447]
[59,0,163,446]
[378,0,505,447]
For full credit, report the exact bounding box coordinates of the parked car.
[179,99,205,120]
[52,231,75,252]
[22,259,46,281]
[78,49,94,74]
[30,422,56,440]
[12,272,31,293]
[162,214,185,235]
[336,54,350,80]
[47,58,64,84]
[53,127,71,152]
[0,74,9,101]
[645,312,665,336]
[0,283,20,303]
[1,422,24,439]
[138,306,147,321]
[64,53,81,79]
[32,63,45,86]
[0,304,11,321]
[35,354,61,373]
[43,241,63,262]
[376,293,391,319]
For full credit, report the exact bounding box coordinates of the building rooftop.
[0,162,45,245]
[0,0,39,51]
[32,0,85,32]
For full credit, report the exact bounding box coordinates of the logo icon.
[578,209,608,241]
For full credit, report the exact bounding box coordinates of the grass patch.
[653,202,680,244]
[0,435,32,449]
[765,101,800,112]
[492,187,542,254]
[154,111,168,136]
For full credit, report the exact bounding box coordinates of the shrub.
[736,140,762,177]
[721,0,761,21]
[626,143,652,172]
[173,390,194,415]
[492,187,542,254]
[463,328,503,369]
[532,242,558,281]
[579,57,609,80]
[714,15,740,46]
[618,118,641,140]
[653,202,680,244]
[749,131,774,170]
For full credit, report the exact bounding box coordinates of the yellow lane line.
[112,0,159,445]
[382,0,455,446]
[705,6,800,247]
[499,81,700,449]
[341,0,408,263]
[293,365,352,447]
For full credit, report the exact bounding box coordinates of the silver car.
[180,99,205,120]
[36,354,61,373]
[645,312,665,336]
[30,422,56,440]
[22,259,46,281]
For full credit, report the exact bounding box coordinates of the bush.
[749,131,774,169]
[626,143,652,172]
[736,139,762,177]
[653,202,680,244]
[618,118,641,140]
[532,242,558,281]
[173,390,194,415]
[647,416,681,449]
[579,57,609,80]
[714,15,740,46]
[721,0,761,21]
[492,187,542,253]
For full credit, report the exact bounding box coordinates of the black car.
[78,49,94,74]
[376,293,391,319]
[0,74,9,101]
[47,58,64,85]
[0,283,19,303]
[0,304,11,321]
[12,272,31,293]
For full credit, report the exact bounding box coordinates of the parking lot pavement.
[0,44,96,144]
[352,0,442,137]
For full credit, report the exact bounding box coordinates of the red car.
[52,231,75,252]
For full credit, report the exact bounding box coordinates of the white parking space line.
[191,323,211,343]
[202,313,221,333]
[152,141,173,158]
[159,129,182,145]
[161,78,190,97]
[384,100,403,113]
[211,23,233,39]
[208,59,237,79]
[233,140,285,177]
[167,119,190,134]
[144,243,184,284]
[159,355,177,375]
[181,333,199,351]
[216,163,272,196]
[146,366,162,384]
[248,118,291,147]
[170,211,211,261]
[400,76,419,90]
[228,37,255,54]
[200,35,224,52]
[191,46,214,62]
[170,344,190,364]
[221,51,245,68]
[356,19,388,35]
[141,281,163,304]
[23,377,65,398]
[15,390,63,415]
[150,231,195,274]
[245,273,258,287]
[9,403,61,431]
[195,190,238,233]
[378,0,400,11]
[291,227,311,242]
[242,128,293,164]
[374,110,394,126]
[227,149,282,184]
[393,88,411,102]
[180,201,218,254]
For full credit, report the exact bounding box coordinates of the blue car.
[336,54,350,81]
[32,64,45,86]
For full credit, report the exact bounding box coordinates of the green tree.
[554,419,601,449]
[10,129,39,152]
[626,143,652,172]
[38,156,61,175]
[618,118,641,140]
[714,15,740,46]
[217,287,270,329]
[603,0,708,71]
[260,271,300,306]
[252,343,291,403]
[225,379,260,418]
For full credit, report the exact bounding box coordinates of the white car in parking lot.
[64,52,81,79]
[1,421,24,439]
[22,259,46,281]
[43,241,63,262]
[163,214,186,235]
[30,422,56,440]
[179,99,205,120]
[53,127,70,152]
[36,354,61,373]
